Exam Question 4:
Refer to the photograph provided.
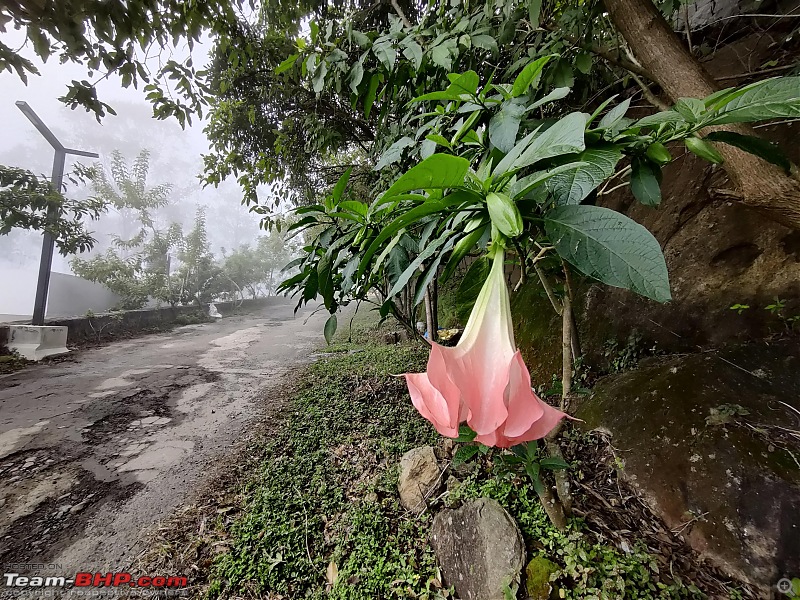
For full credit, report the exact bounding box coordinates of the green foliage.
[0,165,106,254]
[0,0,243,123]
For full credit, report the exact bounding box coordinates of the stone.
[398,446,440,513]
[430,498,525,600]
[525,556,559,600]
[576,340,800,594]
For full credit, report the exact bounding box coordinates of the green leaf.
[348,61,364,94]
[332,167,352,202]
[575,53,592,74]
[471,34,497,53]
[449,70,480,96]
[441,223,488,282]
[382,154,470,198]
[540,457,570,470]
[634,110,685,129]
[544,205,671,302]
[528,86,571,111]
[350,30,371,48]
[372,41,396,71]
[551,59,574,88]
[358,199,460,279]
[685,137,724,164]
[528,0,542,26]
[312,60,328,93]
[323,313,337,344]
[364,74,380,119]
[704,130,791,173]
[453,444,480,466]
[486,192,523,237]
[426,134,452,149]
[514,112,586,170]
[512,161,590,200]
[431,39,456,70]
[630,157,662,207]
[401,39,423,71]
[452,110,481,145]
[374,136,415,170]
[511,55,554,97]
[275,53,299,75]
[547,147,622,205]
[710,77,800,124]
[387,234,451,298]
[673,97,705,122]
[598,98,631,130]
[489,99,527,153]
[455,424,478,442]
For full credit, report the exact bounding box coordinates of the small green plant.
[706,404,750,426]
[451,425,490,466]
[603,332,646,373]
[765,297,786,315]
[494,441,570,496]
[729,303,750,315]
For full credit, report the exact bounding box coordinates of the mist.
[0,33,268,319]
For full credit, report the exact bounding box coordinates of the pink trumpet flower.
[404,249,568,448]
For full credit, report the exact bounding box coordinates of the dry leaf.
[326,561,338,587]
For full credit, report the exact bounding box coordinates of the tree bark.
[603,0,800,230]
[424,285,435,342]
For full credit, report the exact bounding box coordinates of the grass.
[204,324,736,599]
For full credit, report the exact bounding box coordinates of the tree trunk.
[603,0,800,230]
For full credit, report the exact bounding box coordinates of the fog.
[0,31,266,318]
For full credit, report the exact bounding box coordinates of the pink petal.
[405,373,459,438]
[504,399,568,446]
[502,351,545,438]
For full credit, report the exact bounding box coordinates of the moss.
[510,281,562,383]
[525,556,559,599]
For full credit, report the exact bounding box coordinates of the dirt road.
[0,299,325,574]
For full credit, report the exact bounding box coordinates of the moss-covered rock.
[524,556,559,599]
[576,340,800,593]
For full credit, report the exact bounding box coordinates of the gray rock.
[398,446,440,513]
[431,498,525,600]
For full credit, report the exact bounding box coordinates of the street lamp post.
[15,101,99,326]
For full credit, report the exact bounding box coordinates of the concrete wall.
[1,268,121,321]
[39,297,284,346]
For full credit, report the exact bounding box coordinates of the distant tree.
[221,227,300,299]
[174,206,223,305]
[71,150,183,308]
[0,164,106,254]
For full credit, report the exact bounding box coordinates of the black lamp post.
[15,101,99,326]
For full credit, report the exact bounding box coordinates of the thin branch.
[390,0,413,28]
[629,71,670,111]
[534,263,563,316]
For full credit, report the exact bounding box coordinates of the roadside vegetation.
[136,316,746,599]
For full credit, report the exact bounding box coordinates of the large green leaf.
[547,147,622,205]
[382,154,470,197]
[332,167,352,202]
[372,40,396,71]
[387,234,452,298]
[511,55,554,97]
[401,38,423,71]
[275,54,299,75]
[489,99,526,153]
[544,205,671,302]
[363,74,381,119]
[710,77,800,124]
[633,110,685,129]
[629,157,662,207]
[514,112,586,170]
[374,136,415,170]
[704,130,791,173]
[323,314,337,344]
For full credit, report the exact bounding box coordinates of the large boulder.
[576,341,800,593]
[430,498,526,600]
[398,446,440,513]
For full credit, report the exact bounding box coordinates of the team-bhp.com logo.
[4,572,188,589]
